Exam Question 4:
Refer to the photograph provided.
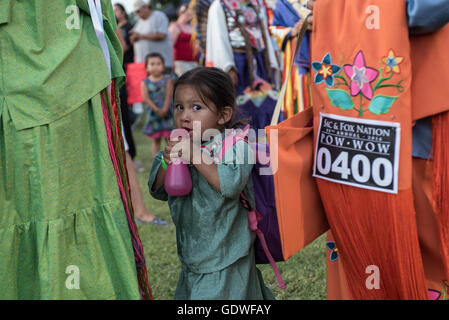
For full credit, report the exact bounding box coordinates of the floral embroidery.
[313,49,405,117]
[428,281,449,300]
[210,142,218,158]
[201,144,220,164]
[326,241,338,261]
[343,50,379,100]
[382,49,404,74]
[312,53,341,87]
[201,137,224,164]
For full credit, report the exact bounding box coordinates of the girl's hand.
[163,138,178,165]
[164,133,194,164]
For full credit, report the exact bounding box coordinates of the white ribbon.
[87,0,111,79]
[87,0,129,151]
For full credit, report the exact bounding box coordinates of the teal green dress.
[148,131,274,300]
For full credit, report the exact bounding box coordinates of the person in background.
[205,0,280,96]
[114,3,135,70]
[169,3,199,77]
[114,3,137,161]
[201,0,281,134]
[130,0,174,74]
[126,150,169,226]
[115,3,168,226]
[270,0,313,118]
[141,53,174,156]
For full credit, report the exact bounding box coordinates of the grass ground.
[130,117,327,300]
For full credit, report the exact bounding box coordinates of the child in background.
[147,67,274,300]
[141,53,174,156]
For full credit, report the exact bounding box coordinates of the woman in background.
[169,4,199,77]
[114,3,137,159]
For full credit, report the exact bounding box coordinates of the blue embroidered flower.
[312,53,341,87]
[326,241,339,261]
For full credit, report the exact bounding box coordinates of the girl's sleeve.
[147,151,169,201]
[217,139,255,199]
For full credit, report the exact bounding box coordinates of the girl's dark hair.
[145,52,165,68]
[113,3,128,20]
[173,67,245,128]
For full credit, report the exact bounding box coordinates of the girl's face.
[146,57,164,77]
[173,85,232,139]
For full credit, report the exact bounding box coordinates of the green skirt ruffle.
[0,95,140,299]
[175,247,275,300]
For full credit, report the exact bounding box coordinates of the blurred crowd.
[113,0,311,161]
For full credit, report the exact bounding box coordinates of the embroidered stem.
[334,81,347,88]
[358,93,364,117]
[334,75,349,88]
[352,94,370,117]
[374,80,404,92]
[373,67,394,92]
[443,283,448,300]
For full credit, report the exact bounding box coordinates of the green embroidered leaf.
[368,95,398,115]
[325,89,354,110]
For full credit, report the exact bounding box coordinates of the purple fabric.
[235,96,285,263]
[236,95,282,133]
[251,143,284,263]
[233,51,271,96]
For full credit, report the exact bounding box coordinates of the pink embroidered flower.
[344,50,379,100]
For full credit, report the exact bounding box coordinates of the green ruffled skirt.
[0,95,140,299]
[175,247,275,300]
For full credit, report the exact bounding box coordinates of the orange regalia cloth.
[313,0,449,300]
[267,0,449,299]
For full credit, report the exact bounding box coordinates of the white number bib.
[313,113,400,194]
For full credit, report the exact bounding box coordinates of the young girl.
[148,67,274,300]
[141,52,174,156]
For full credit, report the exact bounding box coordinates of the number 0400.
[316,147,393,187]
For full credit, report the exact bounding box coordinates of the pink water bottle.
[164,129,192,196]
